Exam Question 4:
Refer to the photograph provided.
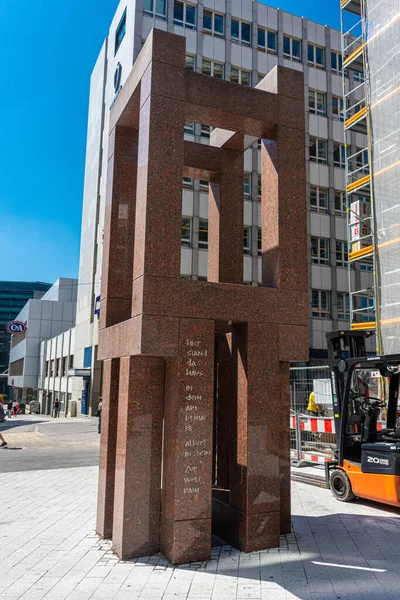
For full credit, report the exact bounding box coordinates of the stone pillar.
[112,356,164,559]
[261,126,307,291]
[132,63,185,284]
[100,126,138,329]
[279,362,291,534]
[96,358,120,539]
[229,321,282,552]
[161,318,215,564]
[208,165,244,284]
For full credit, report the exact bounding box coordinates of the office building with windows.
[57,0,372,414]
[0,281,51,395]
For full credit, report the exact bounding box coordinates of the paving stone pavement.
[1,465,400,599]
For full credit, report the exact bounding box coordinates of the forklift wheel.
[330,469,355,502]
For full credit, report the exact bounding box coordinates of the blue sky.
[0,0,340,284]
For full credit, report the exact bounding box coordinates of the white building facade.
[58,0,373,415]
[8,279,77,404]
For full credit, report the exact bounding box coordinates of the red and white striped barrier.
[290,414,385,434]
[290,448,332,464]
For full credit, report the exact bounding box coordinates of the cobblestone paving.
[1,466,400,599]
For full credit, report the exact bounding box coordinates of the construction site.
[291,0,400,499]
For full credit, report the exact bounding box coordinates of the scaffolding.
[341,0,400,352]
[341,0,377,336]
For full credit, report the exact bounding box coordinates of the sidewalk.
[1,465,400,600]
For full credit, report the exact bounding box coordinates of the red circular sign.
[6,320,27,335]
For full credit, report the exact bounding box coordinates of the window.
[334,143,346,168]
[174,1,196,29]
[257,174,262,200]
[184,121,195,136]
[199,179,209,191]
[308,90,326,116]
[200,125,210,139]
[258,28,276,53]
[69,354,74,369]
[231,19,251,46]
[244,227,251,255]
[62,357,67,376]
[231,67,251,86]
[182,177,193,189]
[335,191,346,215]
[337,292,350,319]
[257,228,262,255]
[202,59,224,78]
[244,173,251,199]
[356,148,369,173]
[336,241,348,267]
[310,186,328,213]
[311,237,329,265]
[186,54,195,71]
[283,36,301,62]
[361,296,374,321]
[360,263,373,272]
[353,70,365,82]
[332,96,344,121]
[115,10,126,54]
[331,51,343,74]
[308,44,325,69]
[203,10,224,37]
[50,360,55,377]
[312,290,331,318]
[182,218,192,247]
[309,137,327,164]
[45,361,49,377]
[199,220,208,249]
[143,0,166,19]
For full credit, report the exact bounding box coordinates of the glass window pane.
[231,67,239,83]
[267,31,276,51]
[181,218,191,247]
[203,9,212,30]
[316,46,324,66]
[309,137,317,160]
[174,0,184,22]
[186,4,195,26]
[258,28,265,48]
[258,228,262,254]
[214,63,223,78]
[202,59,211,76]
[331,52,337,71]
[143,0,153,12]
[199,220,208,248]
[283,36,290,55]
[241,71,251,86]
[155,0,166,15]
[308,90,315,112]
[244,173,251,197]
[214,14,224,34]
[244,228,251,254]
[231,19,239,40]
[317,93,325,115]
[241,22,251,44]
[185,54,195,70]
[308,44,314,63]
[292,39,301,59]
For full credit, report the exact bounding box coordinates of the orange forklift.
[325,330,400,507]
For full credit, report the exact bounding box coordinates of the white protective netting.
[365,0,400,353]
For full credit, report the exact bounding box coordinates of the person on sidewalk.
[0,432,7,448]
[53,399,60,418]
[7,400,12,418]
[96,398,102,434]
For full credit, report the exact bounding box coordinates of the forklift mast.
[326,330,374,441]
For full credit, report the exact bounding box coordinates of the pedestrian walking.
[7,400,12,419]
[53,399,60,418]
[0,433,7,448]
[96,398,102,434]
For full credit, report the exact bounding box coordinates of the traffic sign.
[6,320,27,335]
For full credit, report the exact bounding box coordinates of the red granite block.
[100,126,138,329]
[96,358,120,539]
[112,356,164,559]
[161,318,214,563]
